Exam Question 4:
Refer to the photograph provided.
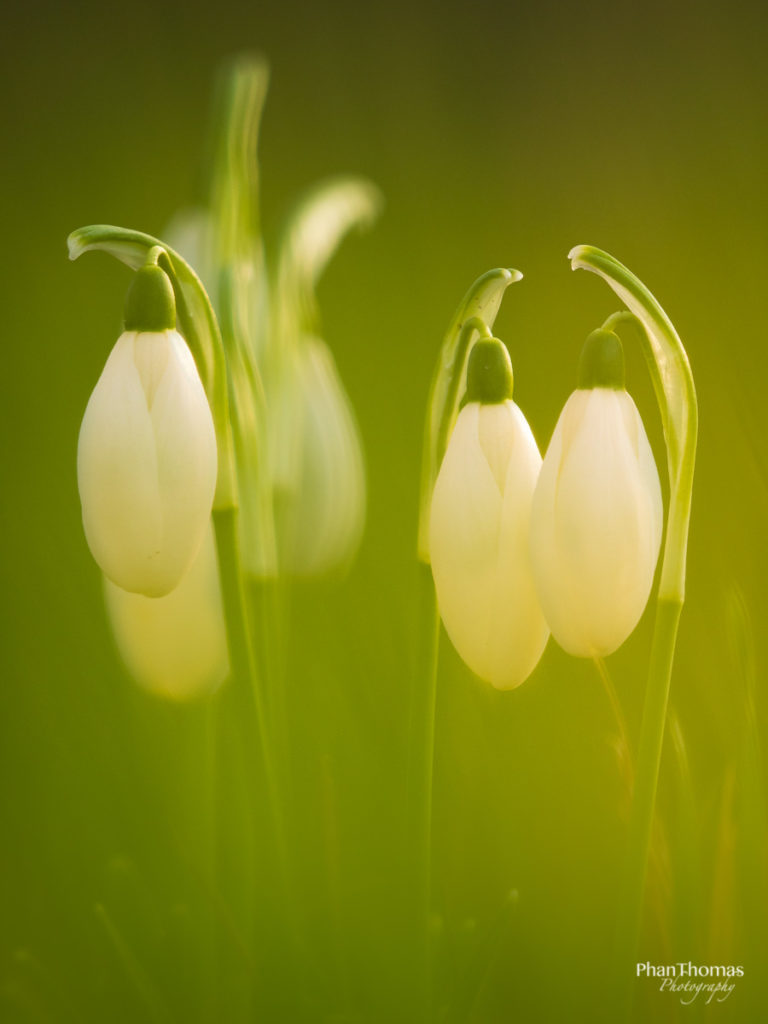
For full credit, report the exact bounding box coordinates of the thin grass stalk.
[213,508,290,880]
[594,656,633,786]
[213,505,293,1018]
[405,563,441,1019]
[246,573,310,967]
[213,508,278,806]
[94,903,172,1024]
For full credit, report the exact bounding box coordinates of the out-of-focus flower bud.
[429,339,549,689]
[77,265,217,597]
[530,329,663,657]
[271,335,366,576]
[104,524,228,701]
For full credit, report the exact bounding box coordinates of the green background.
[2,0,767,1020]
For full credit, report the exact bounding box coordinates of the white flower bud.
[104,525,228,701]
[530,387,663,657]
[429,398,550,690]
[77,327,217,597]
[270,335,366,577]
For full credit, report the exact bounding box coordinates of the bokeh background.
[2,0,767,1020]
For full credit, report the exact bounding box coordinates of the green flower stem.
[612,596,682,1016]
[570,246,698,1022]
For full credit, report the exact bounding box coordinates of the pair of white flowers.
[429,332,663,690]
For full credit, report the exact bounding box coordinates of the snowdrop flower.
[270,335,366,577]
[104,524,228,701]
[530,329,663,657]
[77,264,217,597]
[429,339,549,689]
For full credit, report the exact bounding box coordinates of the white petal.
[78,330,217,597]
[430,401,549,689]
[78,332,163,589]
[148,331,218,591]
[104,524,228,700]
[531,389,663,657]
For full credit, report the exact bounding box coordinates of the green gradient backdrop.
[2,0,767,1021]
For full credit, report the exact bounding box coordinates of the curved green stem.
[570,246,698,1022]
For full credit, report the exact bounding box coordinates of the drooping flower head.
[530,328,663,657]
[77,264,217,597]
[429,338,550,689]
